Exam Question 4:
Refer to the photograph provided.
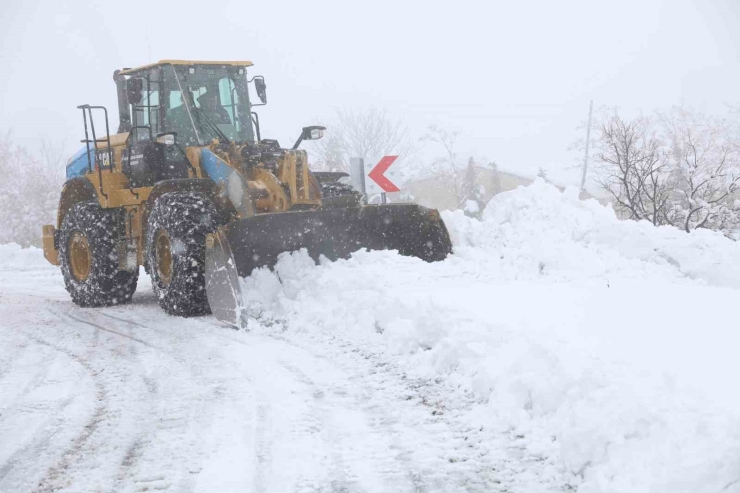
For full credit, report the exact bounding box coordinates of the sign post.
[349,157,366,194]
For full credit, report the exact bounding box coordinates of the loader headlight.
[292,125,326,150]
[302,126,326,141]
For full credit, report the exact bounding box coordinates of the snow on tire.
[319,180,364,208]
[146,192,222,317]
[59,201,138,307]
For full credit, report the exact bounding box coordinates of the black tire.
[59,201,138,307]
[145,192,223,317]
[318,179,364,208]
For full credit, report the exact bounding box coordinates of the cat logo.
[99,151,112,169]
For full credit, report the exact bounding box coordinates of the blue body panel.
[199,148,234,186]
[199,148,253,217]
[64,146,236,190]
[66,146,95,180]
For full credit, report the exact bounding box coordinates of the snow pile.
[444,179,740,287]
[241,179,740,492]
[0,243,51,271]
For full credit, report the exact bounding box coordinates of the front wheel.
[145,192,223,317]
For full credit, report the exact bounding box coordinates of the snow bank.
[0,243,52,271]
[444,179,740,288]
[242,179,740,493]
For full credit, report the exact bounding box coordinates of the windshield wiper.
[195,108,230,144]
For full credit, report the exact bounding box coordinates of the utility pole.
[580,100,594,194]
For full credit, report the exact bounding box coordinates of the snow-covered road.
[3,180,740,493]
[0,264,528,493]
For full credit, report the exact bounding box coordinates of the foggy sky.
[1,0,738,188]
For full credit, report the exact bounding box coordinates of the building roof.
[118,60,254,75]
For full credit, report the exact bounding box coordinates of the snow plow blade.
[205,230,246,328]
[224,204,452,278]
[205,204,451,325]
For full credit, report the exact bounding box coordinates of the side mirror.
[156,132,178,146]
[292,125,326,149]
[254,76,267,104]
[126,78,143,105]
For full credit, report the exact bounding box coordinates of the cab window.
[218,78,240,131]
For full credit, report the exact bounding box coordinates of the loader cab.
[117,61,257,147]
[105,61,259,188]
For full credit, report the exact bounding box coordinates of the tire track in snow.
[25,306,208,493]
[23,335,107,493]
[190,318,425,492]
[268,331,504,492]
[97,312,149,328]
[14,359,54,400]
[63,312,162,351]
[82,310,214,493]
[0,352,79,488]
[178,327,277,493]
[0,404,77,486]
[277,361,360,493]
[0,338,44,388]
[86,308,241,493]
[0,340,56,426]
[275,339,435,492]
[3,290,251,493]
[0,303,99,492]
[40,307,168,492]
[252,402,271,493]
[65,310,170,492]
[179,322,341,492]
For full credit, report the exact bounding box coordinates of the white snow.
[0,243,50,271]
[240,179,740,493]
[464,199,480,214]
[2,179,739,492]
[1,267,497,492]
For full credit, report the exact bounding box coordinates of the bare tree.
[420,125,464,206]
[590,107,740,235]
[309,108,416,172]
[537,167,550,183]
[659,107,740,233]
[38,138,68,175]
[489,161,502,196]
[0,132,67,247]
[459,157,485,216]
[593,112,673,226]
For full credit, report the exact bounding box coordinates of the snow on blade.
[240,179,740,493]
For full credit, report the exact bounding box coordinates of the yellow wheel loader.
[42,60,452,325]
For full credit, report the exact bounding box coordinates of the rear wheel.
[313,174,364,208]
[146,192,223,317]
[59,202,138,307]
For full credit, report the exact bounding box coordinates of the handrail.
[88,105,114,175]
[77,104,113,200]
[79,107,93,174]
